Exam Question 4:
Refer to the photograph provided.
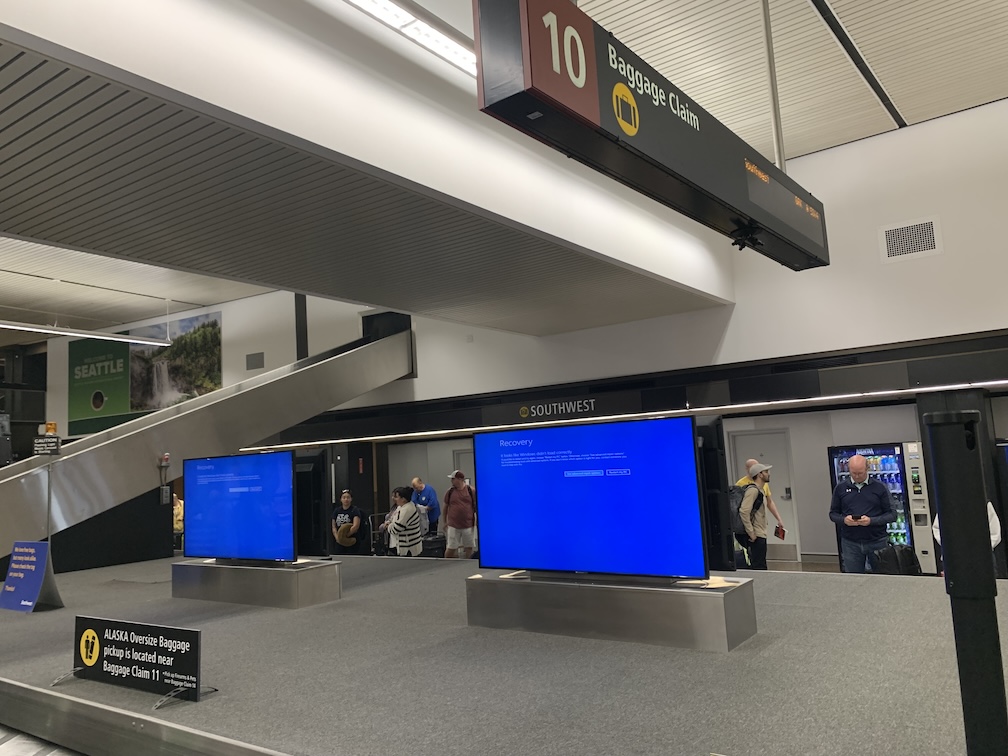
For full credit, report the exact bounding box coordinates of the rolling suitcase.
[422,534,446,558]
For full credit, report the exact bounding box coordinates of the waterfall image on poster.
[129,313,222,411]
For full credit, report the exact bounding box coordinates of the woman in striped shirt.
[388,486,424,557]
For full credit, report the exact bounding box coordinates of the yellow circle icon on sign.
[612,83,639,137]
[519,406,529,418]
[80,628,100,667]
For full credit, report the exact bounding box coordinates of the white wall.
[558,96,1008,369]
[723,404,920,557]
[342,97,1008,407]
[223,291,298,379]
[340,314,595,409]
[723,97,1008,363]
[305,298,364,355]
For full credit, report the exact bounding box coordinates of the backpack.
[729,483,763,536]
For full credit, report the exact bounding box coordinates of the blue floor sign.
[1,541,49,612]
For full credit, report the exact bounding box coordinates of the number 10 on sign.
[542,11,586,88]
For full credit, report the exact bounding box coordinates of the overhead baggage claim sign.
[473,0,828,271]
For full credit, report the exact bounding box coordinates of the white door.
[453,448,474,485]
[729,430,799,561]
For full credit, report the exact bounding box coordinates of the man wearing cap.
[442,470,476,559]
[739,463,772,570]
[829,454,896,573]
[736,458,785,533]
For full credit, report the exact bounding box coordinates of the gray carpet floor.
[1,556,1005,756]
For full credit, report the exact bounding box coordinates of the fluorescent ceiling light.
[340,0,477,76]
[0,319,171,347]
[344,0,414,27]
[241,378,1008,453]
[400,19,477,75]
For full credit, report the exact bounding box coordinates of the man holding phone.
[829,454,897,573]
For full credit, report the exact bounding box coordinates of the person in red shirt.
[442,470,476,559]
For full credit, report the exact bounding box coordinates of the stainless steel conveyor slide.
[0,329,414,563]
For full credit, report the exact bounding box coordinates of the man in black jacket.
[829,454,896,573]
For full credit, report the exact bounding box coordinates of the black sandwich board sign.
[474,0,828,271]
[74,616,202,701]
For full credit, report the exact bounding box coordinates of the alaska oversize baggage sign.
[473,0,828,271]
[74,615,202,701]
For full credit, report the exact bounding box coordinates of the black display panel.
[474,0,828,270]
[183,450,296,562]
[474,416,707,579]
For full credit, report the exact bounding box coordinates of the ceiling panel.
[768,0,896,156]
[831,0,1008,125]
[0,236,272,347]
[580,0,897,161]
[0,238,268,304]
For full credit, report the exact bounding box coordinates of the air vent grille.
[879,218,942,263]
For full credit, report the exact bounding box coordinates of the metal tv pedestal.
[172,559,341,609]
[466,573,756,652]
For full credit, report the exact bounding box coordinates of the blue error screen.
[183,451,295,562]
[474,417,706,579]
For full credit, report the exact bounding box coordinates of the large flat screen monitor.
[183,450,296,562]
[474,416,707,579]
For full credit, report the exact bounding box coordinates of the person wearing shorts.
[443,470,476,559]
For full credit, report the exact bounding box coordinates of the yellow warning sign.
[612,83,639,136]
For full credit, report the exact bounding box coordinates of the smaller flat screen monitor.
[183,450,295,562]
[475,416,707,580]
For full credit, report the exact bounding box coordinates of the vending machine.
[827,441,938,574]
